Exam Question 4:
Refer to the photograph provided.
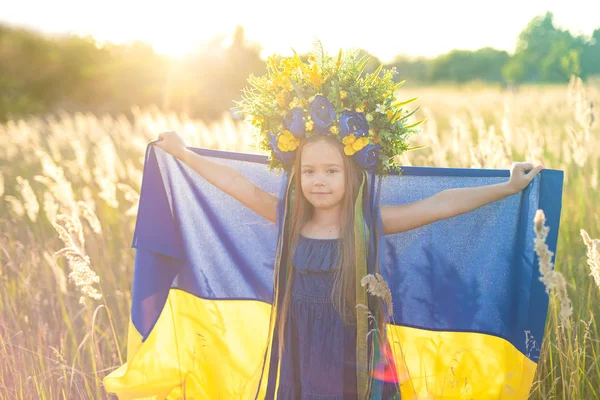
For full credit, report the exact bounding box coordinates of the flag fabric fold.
[102,143,563,399]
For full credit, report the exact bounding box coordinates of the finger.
[526,167,541,179]
[511,162,525,172]
[517,162,534,170]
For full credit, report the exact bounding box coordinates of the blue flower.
[308,95,336,134]
[338,110,369,140]
[353,144,380,170]
[284,107,306,138]
[268,132,295,167]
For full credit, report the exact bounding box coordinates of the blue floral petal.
[338,110,369,140]
[352,144,380,170]
[308,95,336,134]
[284,107,306,139]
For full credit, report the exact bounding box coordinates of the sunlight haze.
[2,0,599,61]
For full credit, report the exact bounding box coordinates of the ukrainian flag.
[102,143,563,399]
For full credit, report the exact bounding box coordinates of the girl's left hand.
[508,162,544,194]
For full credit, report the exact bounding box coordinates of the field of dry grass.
[0,77,598,399]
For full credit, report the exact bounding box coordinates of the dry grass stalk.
[534,209,573,326]
[567,76,597,168]
[15,176,40,222]
[116,183,141,216]
[93,136,121,208]
[52,217,102,306]
[43,191,59,224]
[56,210,86,250]
[76,201,102,234]
[33,150,77,208]
[43,250,68,295]
[360,273,394,317]
[580,229,600,291]
[4,195,25,218]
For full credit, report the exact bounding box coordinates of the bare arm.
[380,194,449,235]
[381,182,515,235]
[152,131,278,223]
[381,161,544,235]
[180,149,278,223]
[381,162,542,235]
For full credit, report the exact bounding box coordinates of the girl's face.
[300,139,346,210]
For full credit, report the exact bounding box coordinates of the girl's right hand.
[152,130,188,161]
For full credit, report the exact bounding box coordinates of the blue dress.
[275,234,359,399]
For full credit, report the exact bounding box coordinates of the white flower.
[376,104,386,114]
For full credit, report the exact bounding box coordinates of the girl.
[152,48,543,399]
[152,129,542,400]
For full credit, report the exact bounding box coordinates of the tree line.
[0,12,598,123]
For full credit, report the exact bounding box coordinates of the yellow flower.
[308,63,324,87]
[329,125,339,135]
[281,59,293,70]
[340,90,347,99]
[251,115,263,126]
[386,109,395,121]
[277,130,300,152]
[273,74,293,92]
[352,137,369,151]
[305,120,314,131]
[342,134,369,155]
[308,55,316,63]
[342,134,356,146]
[355,107,364,113]
[282,57,305,76]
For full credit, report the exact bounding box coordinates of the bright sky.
[2,0,598,62]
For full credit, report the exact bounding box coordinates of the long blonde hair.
[276,134,364,361]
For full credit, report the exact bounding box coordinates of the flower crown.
[237,42,424,176]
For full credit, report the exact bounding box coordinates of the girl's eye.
[302,169,338,174]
